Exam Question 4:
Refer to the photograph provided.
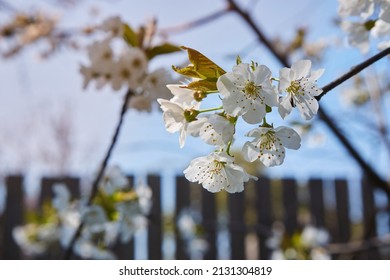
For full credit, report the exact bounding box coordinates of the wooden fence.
[0,175,389,260]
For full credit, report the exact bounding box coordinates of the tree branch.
[63,88,134,259]
[318,47,390,101]
[227,0,390,199]
[159,7,230,35]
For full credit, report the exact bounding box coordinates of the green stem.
[198,106,223,114]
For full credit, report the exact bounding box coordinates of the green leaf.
[146,43,181,60]
[173,46,226,79]
[123,23,139,47]
[236,55,242,65]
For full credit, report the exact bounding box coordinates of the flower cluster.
[80,16,180,112]
[158,48,324,193]
[338,0,390,53]
[13,166,152,259]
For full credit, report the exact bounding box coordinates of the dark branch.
[318,46,390,101]
[63,88,134,259]
[159,7,230,35]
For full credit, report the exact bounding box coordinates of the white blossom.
[217,63,278,124]
[338,0,375,19]
[157,98,200,148]
[242,126,301,167]
[101,165,130,195]
[341,21,370,53]
[278,60,324,120]
[198,114,235,148]
[52,183,71,214]
[183,151,257,193]
[100,16,124,37]
[380,0,390,23]
[166,84,197,106]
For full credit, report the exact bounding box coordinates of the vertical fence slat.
[282,179,298,235]
[202,188,217,260]
[112,176,135,260]
[175,176,191,260]
[256,177,273,260]
[308,179,325,227]
[147,175,162,260]
[228,192,245,260]
[334,179,350,243]
[2,175,24,260]
[361,178,379,259]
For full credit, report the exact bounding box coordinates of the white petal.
[242,141,259,162]
[275,126,301,150]
[278,95,293,119]
[291,60,311,78]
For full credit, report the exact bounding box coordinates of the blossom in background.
[278,60,324,120]
[337,0,375,19]
[100,165,130,195]
[242,125,301,167]
[341,21,371,54]
[99,16,124,38]
[217,63,278,124]
[184,151,257,193]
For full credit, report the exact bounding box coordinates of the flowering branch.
[63,88,134,259]
[226,0,390,198]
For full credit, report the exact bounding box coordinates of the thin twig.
[318,47,390,100]
[226,0,390,199]
[159,7,230,35]
[63,88,134,259]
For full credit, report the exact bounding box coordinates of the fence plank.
[175,176,191,260]
[112,176,135,260]
[256,177,273,260]
[282,179,298,235]
[2,175,24,260]
[228,192,245,260]
[147,175,162,260]
[308,179,325,227]
[361,178,379,259]
[334,179,350,243]
[201,188,217,260]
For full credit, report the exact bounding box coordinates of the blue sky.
[1,0,389,186]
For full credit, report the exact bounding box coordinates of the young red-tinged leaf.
[146,43,181,60]
[123,23,139,47]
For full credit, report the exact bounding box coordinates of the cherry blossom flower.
[197,114,235,148]
[242,126,301,167]
[183,151,257,193]
[278,60,324,120]
[157,98,200,148]
[217,63,278,124]
[380,0,390,23]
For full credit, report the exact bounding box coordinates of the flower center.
[287,80,301,95]
[243,81,261,97]
[259,131,277,150]
[211,160,225,174]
